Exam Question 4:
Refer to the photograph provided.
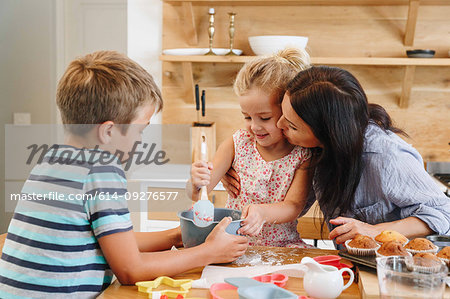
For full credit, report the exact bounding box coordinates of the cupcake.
[345,234,379,256]
[436,246,450,268]
[376,240,411,257]
[375,230,408,245]
[407,252,446,273]
[405,238,439,255]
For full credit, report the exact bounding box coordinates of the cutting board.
[357,267,380,299]
[358,266,450,299]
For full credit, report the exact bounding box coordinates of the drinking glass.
[376,256,447,299]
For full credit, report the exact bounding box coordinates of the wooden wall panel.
[163,4,450,56]
[162,3,450,162]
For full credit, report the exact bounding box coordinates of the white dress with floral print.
[226,129,312,247]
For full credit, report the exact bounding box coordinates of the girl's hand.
[191,161,213,190]
[238,204,266,237]
[221,167,241,198]
[329,217,383,244]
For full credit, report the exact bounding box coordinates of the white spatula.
[193,135,214,227]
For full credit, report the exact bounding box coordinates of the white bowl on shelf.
[248,35,308,56]
[162,48,242,56]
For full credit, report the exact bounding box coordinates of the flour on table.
[234,251,283,266]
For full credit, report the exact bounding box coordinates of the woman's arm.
[328,216,433,244]
[381,151,450,236]
[221,167,241,198]
[329,145,449,244]
[186,136,235,201]
[239,161,312,236]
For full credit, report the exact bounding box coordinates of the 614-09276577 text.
[10,191,179,202]
[123,191,178,201]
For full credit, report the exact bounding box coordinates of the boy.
[0,51,248,298]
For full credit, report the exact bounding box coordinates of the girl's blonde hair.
[233,47,311,100]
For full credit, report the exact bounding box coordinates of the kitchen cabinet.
[161,0,450,161]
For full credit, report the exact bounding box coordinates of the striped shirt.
[0,145,133,299]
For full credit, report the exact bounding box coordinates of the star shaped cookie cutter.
[136,276,193,298]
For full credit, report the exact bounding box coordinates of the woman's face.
[277,94,322,148]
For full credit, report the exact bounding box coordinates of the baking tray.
[339,236,450,271]
[338,249,377,270]
[426,235,450,250]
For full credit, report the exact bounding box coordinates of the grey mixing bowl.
[178,208,242,248]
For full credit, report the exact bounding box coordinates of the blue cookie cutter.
[225,277,299,299]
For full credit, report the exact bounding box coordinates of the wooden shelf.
[164,0,445,50]
[164,0,450,5]
[162,55,449,108]
[161,55,450,66]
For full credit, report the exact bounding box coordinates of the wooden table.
[98,246,360,299]
[0,233,6,250]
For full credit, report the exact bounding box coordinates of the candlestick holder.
[226,12,237,56]
[205,8,216,56]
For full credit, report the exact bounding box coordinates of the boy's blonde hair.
[234,48,310,101]
[57,51,162,134]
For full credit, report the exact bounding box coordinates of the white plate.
[162,48,243,56]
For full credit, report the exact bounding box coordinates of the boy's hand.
[238,204,266,237]
[205,217,248,263]
[191,161,213,191]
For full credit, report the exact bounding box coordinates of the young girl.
[188,48,312,247]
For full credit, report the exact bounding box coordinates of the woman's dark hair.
[286,66,406,227]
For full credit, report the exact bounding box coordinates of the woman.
[223,66,450,244]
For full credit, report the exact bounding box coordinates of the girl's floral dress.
[226,129,313,248]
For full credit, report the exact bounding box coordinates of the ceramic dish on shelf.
[162,48,243,56]
[248,35,308,55]
[406,49,435,58]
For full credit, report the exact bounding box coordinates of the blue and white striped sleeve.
[381,150,450,235]
[83,164,133,239]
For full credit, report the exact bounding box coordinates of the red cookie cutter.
[313,255,353,276]
[252,273,288,287]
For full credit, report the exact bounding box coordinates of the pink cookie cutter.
[210,283,237,299]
